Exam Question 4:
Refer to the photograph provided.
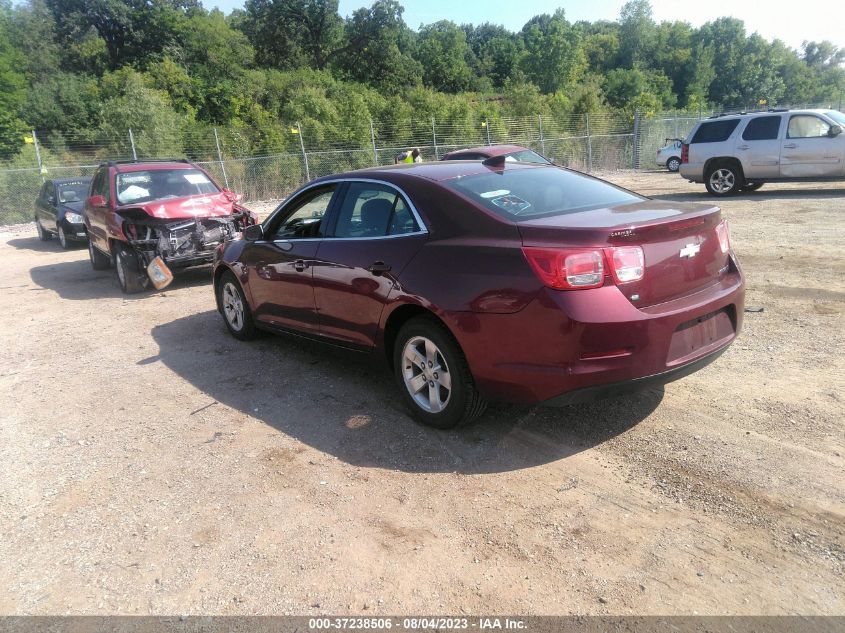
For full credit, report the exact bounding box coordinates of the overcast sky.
[207,0,845,52]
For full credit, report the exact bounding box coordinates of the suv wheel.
[667,157,680,172]
[217,271,259,340]
[88,239,111,270]
[114,245,147,294]
[393,316,486,429]
[36,219,52,241]
[705,161,744,196]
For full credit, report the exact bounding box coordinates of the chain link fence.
[1,102,839,225]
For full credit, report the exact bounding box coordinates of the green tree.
[0,1,27,159]
[415,21,472,93]
[618,0,656,68]
[520,10,585,94]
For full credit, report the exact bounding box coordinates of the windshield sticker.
[184,174,211,185]
[491,194,531,214]
[120,174,150,184]
[480,189,510,199]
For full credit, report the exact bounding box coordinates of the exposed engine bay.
[120,207,256,289]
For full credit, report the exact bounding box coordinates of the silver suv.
[679,109,845,196]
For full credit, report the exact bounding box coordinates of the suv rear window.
[691,119,740,144]
[742,116,782,141]
[444,166,641,221]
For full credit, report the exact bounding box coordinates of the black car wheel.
[57,225,70,249]
[36,219,52,241]
[705,161,744,196]
[667,157,681,172]
[217,270,259,340]
[393,316,486,429]
[88,238,111,270]
[115,245,147,294]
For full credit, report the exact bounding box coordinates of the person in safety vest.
[394,148,422,164]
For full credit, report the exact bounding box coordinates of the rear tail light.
[523,246,645,290]
[681,143,689,164]
[715,219,731,254]
[522,248,605,290]
[608,246,644,283]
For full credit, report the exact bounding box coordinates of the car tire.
[88,238,111,270]
[393,316,486,429]
[743,182,764,192]
[57,225,70,249]
[705,161,744,196]
[667,157,681,172]
[114,245,147,294]
[36,219,52,241]
[217,270,259,341]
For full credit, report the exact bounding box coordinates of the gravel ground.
[0,172,842,615]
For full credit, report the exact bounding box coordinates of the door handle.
[293,259,309,272]
[737,145,750,150]
[783,143,797,149]
[366,261,392,275]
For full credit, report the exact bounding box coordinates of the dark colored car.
[213,160,745,428]
[441,144,551,164]
[34,178,92,249]
[84,159,257,294]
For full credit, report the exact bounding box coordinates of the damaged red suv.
[213,159,744,428]
[84,159,256,293]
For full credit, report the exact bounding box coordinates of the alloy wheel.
[401,336,452,413]
[709,168,735,193]
[58,226,67,248]
[222,282,245,332]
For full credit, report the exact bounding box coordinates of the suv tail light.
[523,246,645,290]
[715,219,731,254]
[522,248,605,290]
[681,143,689,164]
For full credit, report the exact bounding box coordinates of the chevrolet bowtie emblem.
[680,243,701,258]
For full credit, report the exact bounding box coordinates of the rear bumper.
[679,163,704,182]
[543,345,726,406]
[447,257,745,404]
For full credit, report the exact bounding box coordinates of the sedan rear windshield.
[116,169,219,205]
[444,166,642,220]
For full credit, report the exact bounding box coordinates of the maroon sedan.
[213,159,744,428]
[441,144,550,164]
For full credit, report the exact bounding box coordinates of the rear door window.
[331,182,419,238]
[742,116,782,141]
[691,119,741,143]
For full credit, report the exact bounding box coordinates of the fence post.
[369,119,379,166]
[431,117,439,159]
[32,130,45,182]
[213,127,230,190]
[128,128,137,161]
[297,122,310,182]
[586,113,593,172]
[484,118,491,146]
[538,114,545,156]
[632,110,642,170]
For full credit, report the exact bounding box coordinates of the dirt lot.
[0,172,842,615]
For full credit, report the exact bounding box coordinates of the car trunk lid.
[518,200,729,307]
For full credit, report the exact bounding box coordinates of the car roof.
[312,160,550,184]
[703,108,835,121]
[443,144,531,158]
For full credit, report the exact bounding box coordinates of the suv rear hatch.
[518,200,730,307]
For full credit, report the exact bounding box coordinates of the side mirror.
[243,224,263,241]
[87,194,106,207]
[828,125,842,137]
